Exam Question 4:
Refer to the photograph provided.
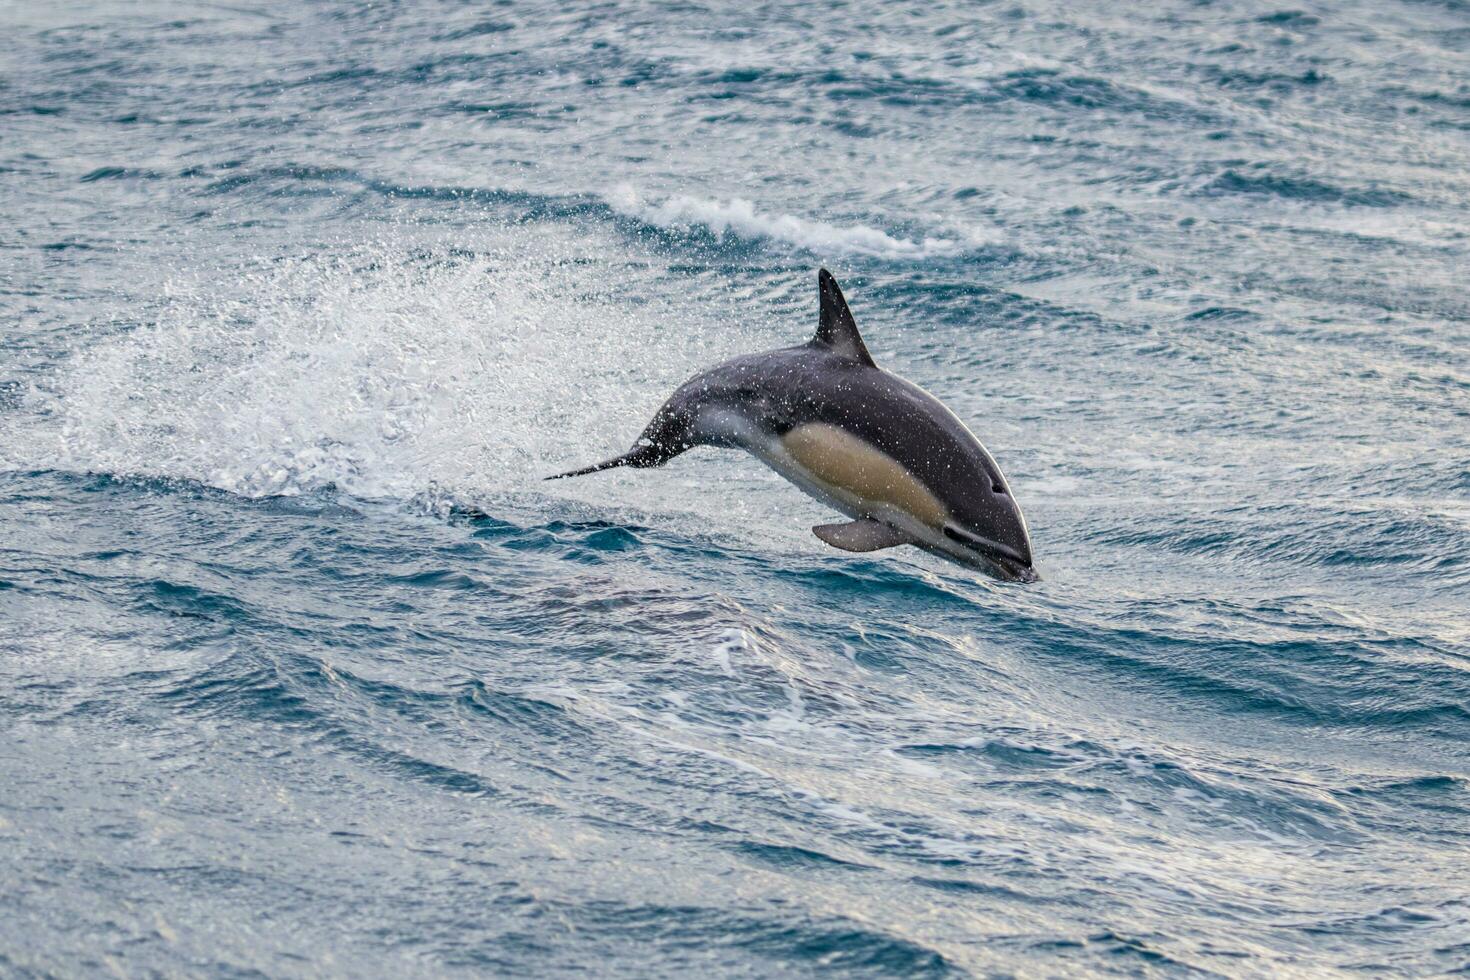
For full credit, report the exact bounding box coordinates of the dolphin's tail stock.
[546,398,700,480]
[543,442,681,481]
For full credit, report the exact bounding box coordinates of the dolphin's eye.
[992,482,1006,494]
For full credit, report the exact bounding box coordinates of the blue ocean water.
[3,0,1469,974]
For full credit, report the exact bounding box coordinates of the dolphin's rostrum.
[548,270,1037,581]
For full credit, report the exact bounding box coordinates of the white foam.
[3,226,748,505]
[606,185,964,259]
[709,629,748,677]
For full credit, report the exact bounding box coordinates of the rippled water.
[3,0,1469,974]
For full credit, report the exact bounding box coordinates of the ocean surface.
[3,0,1469,975]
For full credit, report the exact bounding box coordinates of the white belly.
[747,422,952,546]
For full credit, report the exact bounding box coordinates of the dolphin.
[547,269,1037,581]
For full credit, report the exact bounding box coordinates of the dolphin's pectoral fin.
[813,269,877,367]
[812,519,917,553]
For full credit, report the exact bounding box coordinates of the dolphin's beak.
[942,525,1038,582]
[992,555,1039,583]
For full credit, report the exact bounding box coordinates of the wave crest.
[606,186,976,259]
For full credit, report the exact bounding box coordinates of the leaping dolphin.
[548,269,1037,581]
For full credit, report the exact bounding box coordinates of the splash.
[6,229,743,504]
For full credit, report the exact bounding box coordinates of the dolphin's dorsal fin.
[814,269,876,367]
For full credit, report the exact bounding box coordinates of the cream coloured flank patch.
[779,423,949,528]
